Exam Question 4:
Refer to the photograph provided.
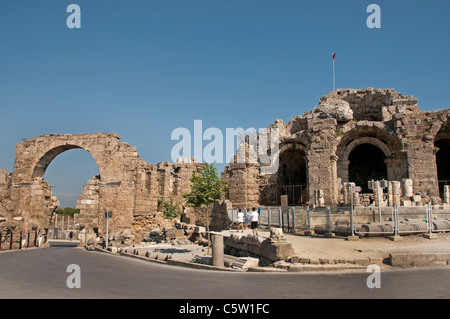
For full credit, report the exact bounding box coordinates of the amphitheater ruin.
[0,88,449,248]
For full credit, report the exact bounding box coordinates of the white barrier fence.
[227,205,450,237]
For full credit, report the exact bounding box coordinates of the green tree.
[183,163,228,249]
[158,197,182,220]
[56,207,80,216]
[183,163,228,209]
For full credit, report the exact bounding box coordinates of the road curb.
[92,247,242,272]
[389,253,450,268]
[92,247,450,272]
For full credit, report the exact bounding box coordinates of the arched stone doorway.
[348,143,388,193]
[276,143,308,205]
[336,126,405,194]
[32,145,99,180]
[11,133,141,234]
[434,137,450,198]
[42,148,99,208]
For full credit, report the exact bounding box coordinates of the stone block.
[194,226,206,234]
[259,239,294,262]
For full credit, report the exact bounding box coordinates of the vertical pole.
[292,207,296,234]
[278,206,282,228]
[350,184,354,236]
[287,207,290,232]
[394,206,398,237]
[333,58,335,92]
[326,207,331,236]
[106,212,109,249]
[307,206,311,232]
[428,204,433,235]
[376,181,382,222]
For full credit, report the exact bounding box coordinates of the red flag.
[333,52,336,60]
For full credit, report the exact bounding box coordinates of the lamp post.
[105,210,113,249]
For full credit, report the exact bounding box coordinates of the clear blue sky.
[1,0,449,207]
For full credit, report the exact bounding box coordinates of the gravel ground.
[284,232,450,260]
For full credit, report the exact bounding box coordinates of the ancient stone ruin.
[0,88,449,248]
[222,88,450,209]
[0,133,205,247]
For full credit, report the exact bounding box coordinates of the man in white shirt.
[250,207,259,236]
[237,209,245,233]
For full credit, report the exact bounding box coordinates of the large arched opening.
[276,143,308,205]
[33,145,101,235]
[11,133,136,234]
[336,126,405,195]
[348,143,388,193]
[434,138,450,198]
[42,148,99,209]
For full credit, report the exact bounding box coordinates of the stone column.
[387,182,394,206]
[401,178,413,206]
[402,178,413,197]
[444,185,450,205]
[212,235,224,268]
[392,181,401,206]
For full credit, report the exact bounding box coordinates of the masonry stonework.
[0,88,448,246]
[0,133,204,244]
[222,88,450,209]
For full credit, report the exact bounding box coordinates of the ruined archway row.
[223,88,450,208]
[0,133,205,240]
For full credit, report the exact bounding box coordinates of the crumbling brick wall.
[222,88,450,208]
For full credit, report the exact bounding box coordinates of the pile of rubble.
[86,222,210,250]
[142,223,209,246]
[224,228,295,264]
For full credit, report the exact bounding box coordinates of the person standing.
[37,230,43,247]
[237,209,245,233]
[245,209,251,230]
[21,230,27,250]
[250,207,259,236]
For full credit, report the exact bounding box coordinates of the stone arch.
[336,125,405,190]
[434,121,450,198]
[32,144,101,180]
[341,136,392,160]
[348,143,388,193]
[275,141,308,205]
[11,133,140,232]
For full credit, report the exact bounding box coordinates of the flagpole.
[332,54,335,92]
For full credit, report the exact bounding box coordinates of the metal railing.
[275,185,308,206]
[227,206,309,233]
[227,204,450,237]
[349,204,450,237]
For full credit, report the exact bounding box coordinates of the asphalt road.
[0,247,449,299]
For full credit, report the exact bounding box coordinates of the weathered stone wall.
[0,88,448,245]
[0,133,205,244]
[222,88,450,208]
